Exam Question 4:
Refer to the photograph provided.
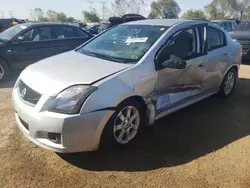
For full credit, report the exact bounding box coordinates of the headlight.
[233,39,238,43]
[0,41,5,46]
[49,85,97,114]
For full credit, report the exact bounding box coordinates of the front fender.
[80,75,136,114]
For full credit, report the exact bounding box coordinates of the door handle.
[196,64,206,70]
[224,53,229,56]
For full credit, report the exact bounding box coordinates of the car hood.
[229,31,250,39]
[20,50,132,96]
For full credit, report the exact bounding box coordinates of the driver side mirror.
[15,36,24,43]
[161,55,187,69]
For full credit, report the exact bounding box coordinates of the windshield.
[212,22,218,25]
[77,25,168,64]
[234,21,250,31]
[0,24,28,41]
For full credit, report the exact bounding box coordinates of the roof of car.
[19,22,80,27]
[211,20,236,23]
[122,19,208,27]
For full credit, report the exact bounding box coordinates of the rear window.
[52,26,87,39]
[207,26,226,51]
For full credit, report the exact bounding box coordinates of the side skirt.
[155,90,217,121]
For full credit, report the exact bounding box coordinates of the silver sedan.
[12,19,242,153]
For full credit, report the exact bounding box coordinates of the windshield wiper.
[99,54,124,64]
[80,49,124,64]
[80,49,100,58]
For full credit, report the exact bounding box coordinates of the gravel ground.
[1,65,250,188]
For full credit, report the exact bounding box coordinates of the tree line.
[33,8,75,22]
[32,0,250,23]
[148,0,250,20]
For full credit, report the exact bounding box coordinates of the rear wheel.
[0,59,10,82]
[100,99,143,150]
[218,68,237,97]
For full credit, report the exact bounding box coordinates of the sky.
[0,0,212,20]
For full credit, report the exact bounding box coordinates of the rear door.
[203,25,229,90]
[9,26,56,69]
[50,25,91,55]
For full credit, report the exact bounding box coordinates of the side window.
[157,28,197,64]
[74,28,88,38]
[52,26,86,39]
[207,26,226,51]
[219,22,226,30]
[16,26,51,42]
[32,27,51,41]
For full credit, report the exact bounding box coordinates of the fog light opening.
[48,133,61,144]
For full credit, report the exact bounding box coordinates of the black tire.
[100,99,144,150]
[218,68,237,97]
[0,59,10,82]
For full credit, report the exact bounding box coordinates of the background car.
[211,20,237,32]
[98,14,146,33]
[98,22,111,33]
[13,19,241,153]
[85,24,101,35]
[229,20,250,59]
[0,22,93,81]
[62,21,87,30]
[0,18,25,32]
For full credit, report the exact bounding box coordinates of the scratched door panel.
[155,56,207,111]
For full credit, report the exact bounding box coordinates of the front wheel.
[218,68,237,97]
[100,100,143,150]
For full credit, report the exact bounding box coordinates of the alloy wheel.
[0,64,4,80]
[113,106,140,144]
[224,71,235,95]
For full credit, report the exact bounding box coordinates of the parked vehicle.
[13,19,241,153]
[211,20,237,32]
[99,14,146,33]
[85,24,101,35]
[229,20,250,59]
[63,22,87,30]
[98,22,111,33]
[0,18,25,32]
[227,19,241,25]
[0,22,93,81]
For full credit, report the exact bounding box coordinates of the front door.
[8,26,55,69]
[154,26,208,111]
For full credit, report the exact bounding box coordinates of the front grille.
[238,40,250,45]
[18,80,41,105]
[243,48,249,55]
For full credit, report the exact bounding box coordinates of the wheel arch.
[221,64,239,85]
[0,56,11,70]
[92,94,149,150]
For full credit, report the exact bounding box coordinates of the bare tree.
[129,0,145,14]
[204,0,250,20]
[34,8,44,21]
[112,0,145,16]
[237,0,250,19]
[46,10,58,22]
